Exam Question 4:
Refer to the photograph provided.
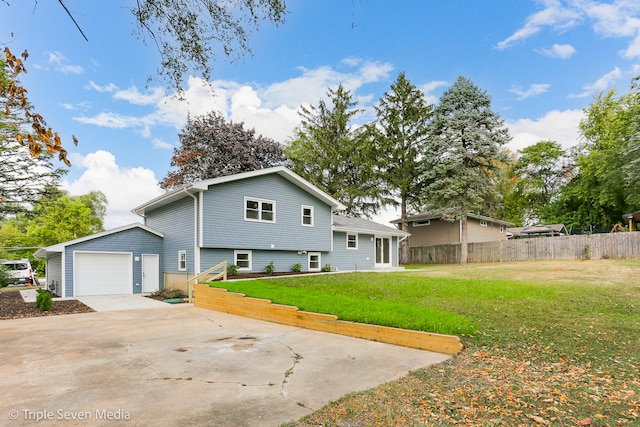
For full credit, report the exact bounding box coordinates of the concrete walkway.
[0,304,450,426]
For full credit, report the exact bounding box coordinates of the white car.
[1,259,38,287]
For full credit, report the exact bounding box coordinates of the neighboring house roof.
[132,166,347,216]
[392,212,514,227]
[332,215,410,237]
[34,223,164,258]
[623,210,640,221]
[507,224,567,238]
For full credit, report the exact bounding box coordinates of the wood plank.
[194,284,463,355]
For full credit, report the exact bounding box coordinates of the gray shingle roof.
[332,215,409,236]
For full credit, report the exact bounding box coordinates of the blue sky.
[3,1,640,228]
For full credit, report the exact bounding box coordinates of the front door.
[375,237,391,267]
[142,254,159,293]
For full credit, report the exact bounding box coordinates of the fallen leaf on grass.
[529,414,549,425]
[577,419,592,426]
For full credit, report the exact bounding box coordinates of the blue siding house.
[36,167,408,297]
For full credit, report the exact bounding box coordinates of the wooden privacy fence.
[411,232,640,264]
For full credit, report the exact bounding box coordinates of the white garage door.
[74,252,133,296]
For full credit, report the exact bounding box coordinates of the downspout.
[184,187,200,275]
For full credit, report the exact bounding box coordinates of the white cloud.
[87,81,118,93]
[46,51,84,74]
[152,138,174,150]
[75,112,153,129]
[568,66,622,98]
[62,151,164,229]
[498,1,640,60]
[419,80,448,104]
[76,59,394,145]
[506,109,584,153]
[509,83,551,100]
[113,85,166,106]
[581,0,640,58]
[497,0,582,49]
[536,43,576,58]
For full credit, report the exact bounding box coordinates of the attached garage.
[74,252,133,296]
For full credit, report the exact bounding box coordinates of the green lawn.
[208,260,640,426]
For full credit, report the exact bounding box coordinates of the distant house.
[35,167,408,297]
[392,212,513,248]
[623,210,640,232]
[507,224,568,239]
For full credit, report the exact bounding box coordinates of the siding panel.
[201,174,333,252]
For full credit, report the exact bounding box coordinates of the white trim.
[133,166,347,216]
[308,252,321,271]
[35,223,163,256]
[346,233,358,250]
[234,250,252,271]
[178,250,187,271]
[301,205,314,227]
[244,196,276,223]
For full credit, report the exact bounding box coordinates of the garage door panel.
[74,252,132,296]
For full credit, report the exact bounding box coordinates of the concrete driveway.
[0,302,450,426]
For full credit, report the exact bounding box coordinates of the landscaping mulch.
[0,291,94,320]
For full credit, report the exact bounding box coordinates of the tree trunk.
[460,216,468,265]
[399,198,411,265]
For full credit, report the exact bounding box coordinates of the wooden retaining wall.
[411,232,640,264]
[194,284,463,355]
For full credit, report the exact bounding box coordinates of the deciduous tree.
[550,78,639,229]
[131,0,287,91]
[422,76,510,264]
[161,111,286,188]
[511,141,567,225]
[2,47,76,165]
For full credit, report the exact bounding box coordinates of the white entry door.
[142,254,159,293]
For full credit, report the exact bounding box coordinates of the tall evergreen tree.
[161,111,286,189]
[372,72,433,264]
[422,76,510,264]
[286,85,381,217]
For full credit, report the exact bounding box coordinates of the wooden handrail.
[187,260,227,303]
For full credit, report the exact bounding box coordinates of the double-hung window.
[301,205,314,227]
[308,252,321,271]
[234,250,252,271]
[178,250,187,271]
[244,197,275,223]
[346,233,358,249]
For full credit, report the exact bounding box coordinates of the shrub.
[151,288,187,299]
[0,264,11,288]
[35,289,53,311]
[291,263,302,273]
[264,261,275,274]
[321,263,332,272]
[228,264,238,276]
